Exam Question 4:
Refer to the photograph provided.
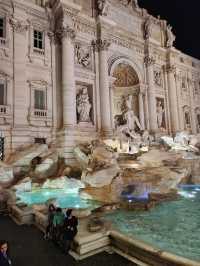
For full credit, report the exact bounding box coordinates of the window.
[34,89,45,110]
[33,30,43,49]
[0,83,5,105]
[35,0,45,7]
[35,138,46,144]
[0,17,4,38]
[0,137,4,161]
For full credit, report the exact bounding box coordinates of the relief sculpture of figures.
[97,0,109,16]
[156,100,165,128]
[77,87,92,123]
[166,24,176,48]
[75,44,91,68]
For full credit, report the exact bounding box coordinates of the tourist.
[52,208,65,242]
[61,209,78,253]
[44,204,56,240]
[0,240,12,266]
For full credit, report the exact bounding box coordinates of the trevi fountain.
[0,0,200,265]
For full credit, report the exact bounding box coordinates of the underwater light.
[178,191,195,198]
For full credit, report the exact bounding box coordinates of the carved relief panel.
[76,82,94,125]
[154,68,163,87]
[75,43,92,70]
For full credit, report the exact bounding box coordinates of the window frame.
[0,17,5,39]
[0,80,6,106]
[35,0,45,7]
[34,88,46,110]
[33,29,44,50]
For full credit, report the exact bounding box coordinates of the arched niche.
[109,58,144,130]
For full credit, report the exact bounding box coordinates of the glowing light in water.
[178,191,195,198]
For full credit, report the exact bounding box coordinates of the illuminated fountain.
[2,132,200,265]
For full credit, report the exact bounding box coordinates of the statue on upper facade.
[120,0,139,8]
[75,44,91,68]
[156,100,165,128]
[132,0,139,9]
[143,15,151,40]
[97,0,109,16]
[166,24,176,48]
[77,87,92,123]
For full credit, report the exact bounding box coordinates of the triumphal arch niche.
[110,59,146,132]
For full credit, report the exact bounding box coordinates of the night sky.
[138,0,200,60]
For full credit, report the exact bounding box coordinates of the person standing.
[52,208,65,242]
[62,209,78,253]
[0,240,12,266]
[44,204,56,240]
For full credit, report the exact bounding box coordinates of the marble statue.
[143,16,151,39]
[132,0,139,9]
[77,87,92,123]
[123,95,142,132]
[120,0,138,8]
[156,100,164,128]
[75,44,91,68]
[166,25,176,48]
[97,0,109,16]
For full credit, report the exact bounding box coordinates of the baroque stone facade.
[0,0,200,159]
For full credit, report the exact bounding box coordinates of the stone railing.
[33,47,45,56]
[0,37,6,46]
[33,108,47,117]
[28,108,52,126]
[0,105,11,115]
[109,230,200,266]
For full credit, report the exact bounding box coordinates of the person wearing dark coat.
[0,240,12,266]
[61,209,78,253]
[44,204,56,239]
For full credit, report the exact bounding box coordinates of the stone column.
[144,56,157,132]
[175,73,184,131]
[95,39,112,136]
[139,91,145,130]
[59,26,76,127]
[166,65,179,133]
[188,78,197,134]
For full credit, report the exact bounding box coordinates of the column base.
[100,128,113,139]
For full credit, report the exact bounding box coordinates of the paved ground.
[0,215,136,266]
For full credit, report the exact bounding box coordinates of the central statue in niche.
[115,94,142,140]
[76,87,92,123]
[123,95,142,132]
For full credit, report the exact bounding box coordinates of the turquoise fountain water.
[105,185,200,262]
[16,185,200,262]
[16,188,99,210]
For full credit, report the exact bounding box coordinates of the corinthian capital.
[165,64,176,74]
[92,39,111,51]
[56,26,76,42]
[144,55,155,67]
[9,17,28,34]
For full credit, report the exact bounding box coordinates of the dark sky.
[138,0,200,60]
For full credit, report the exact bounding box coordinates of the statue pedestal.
[77,122,94,128]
